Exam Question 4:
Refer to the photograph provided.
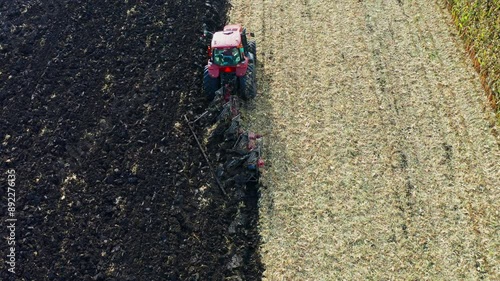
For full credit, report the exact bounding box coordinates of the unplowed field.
[230,0,500,279]
[1,0,262,280]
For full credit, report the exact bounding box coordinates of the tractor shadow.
[240,57,277,226]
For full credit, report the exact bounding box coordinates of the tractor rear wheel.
[240,64,256,100]
[203,66,219,100]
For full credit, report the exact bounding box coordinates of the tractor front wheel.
[203,66,219,100]
[248,41,257,65]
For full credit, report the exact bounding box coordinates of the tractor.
[203,24,257,100]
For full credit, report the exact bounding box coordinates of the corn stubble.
[231,0,499,280]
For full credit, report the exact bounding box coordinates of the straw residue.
[230,0,500,279]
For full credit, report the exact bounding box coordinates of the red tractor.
[203,24,257,100]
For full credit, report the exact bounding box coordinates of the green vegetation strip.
[445,0,500,120]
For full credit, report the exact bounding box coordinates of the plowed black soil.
[0,0,262,280]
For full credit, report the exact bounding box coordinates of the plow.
[186,24,264,193]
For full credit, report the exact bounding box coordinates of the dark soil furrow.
[1,1,262,280]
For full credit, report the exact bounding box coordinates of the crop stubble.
[230,0,499,279]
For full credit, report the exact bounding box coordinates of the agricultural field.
[1,0,261,280]
[230,0,500,280]
[1,0,499,280]
[446,0,500,121]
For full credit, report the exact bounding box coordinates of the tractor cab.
[222,24,251,54]
[213,47,243,66]
[203,24,257,100]
[208,26,249,71]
